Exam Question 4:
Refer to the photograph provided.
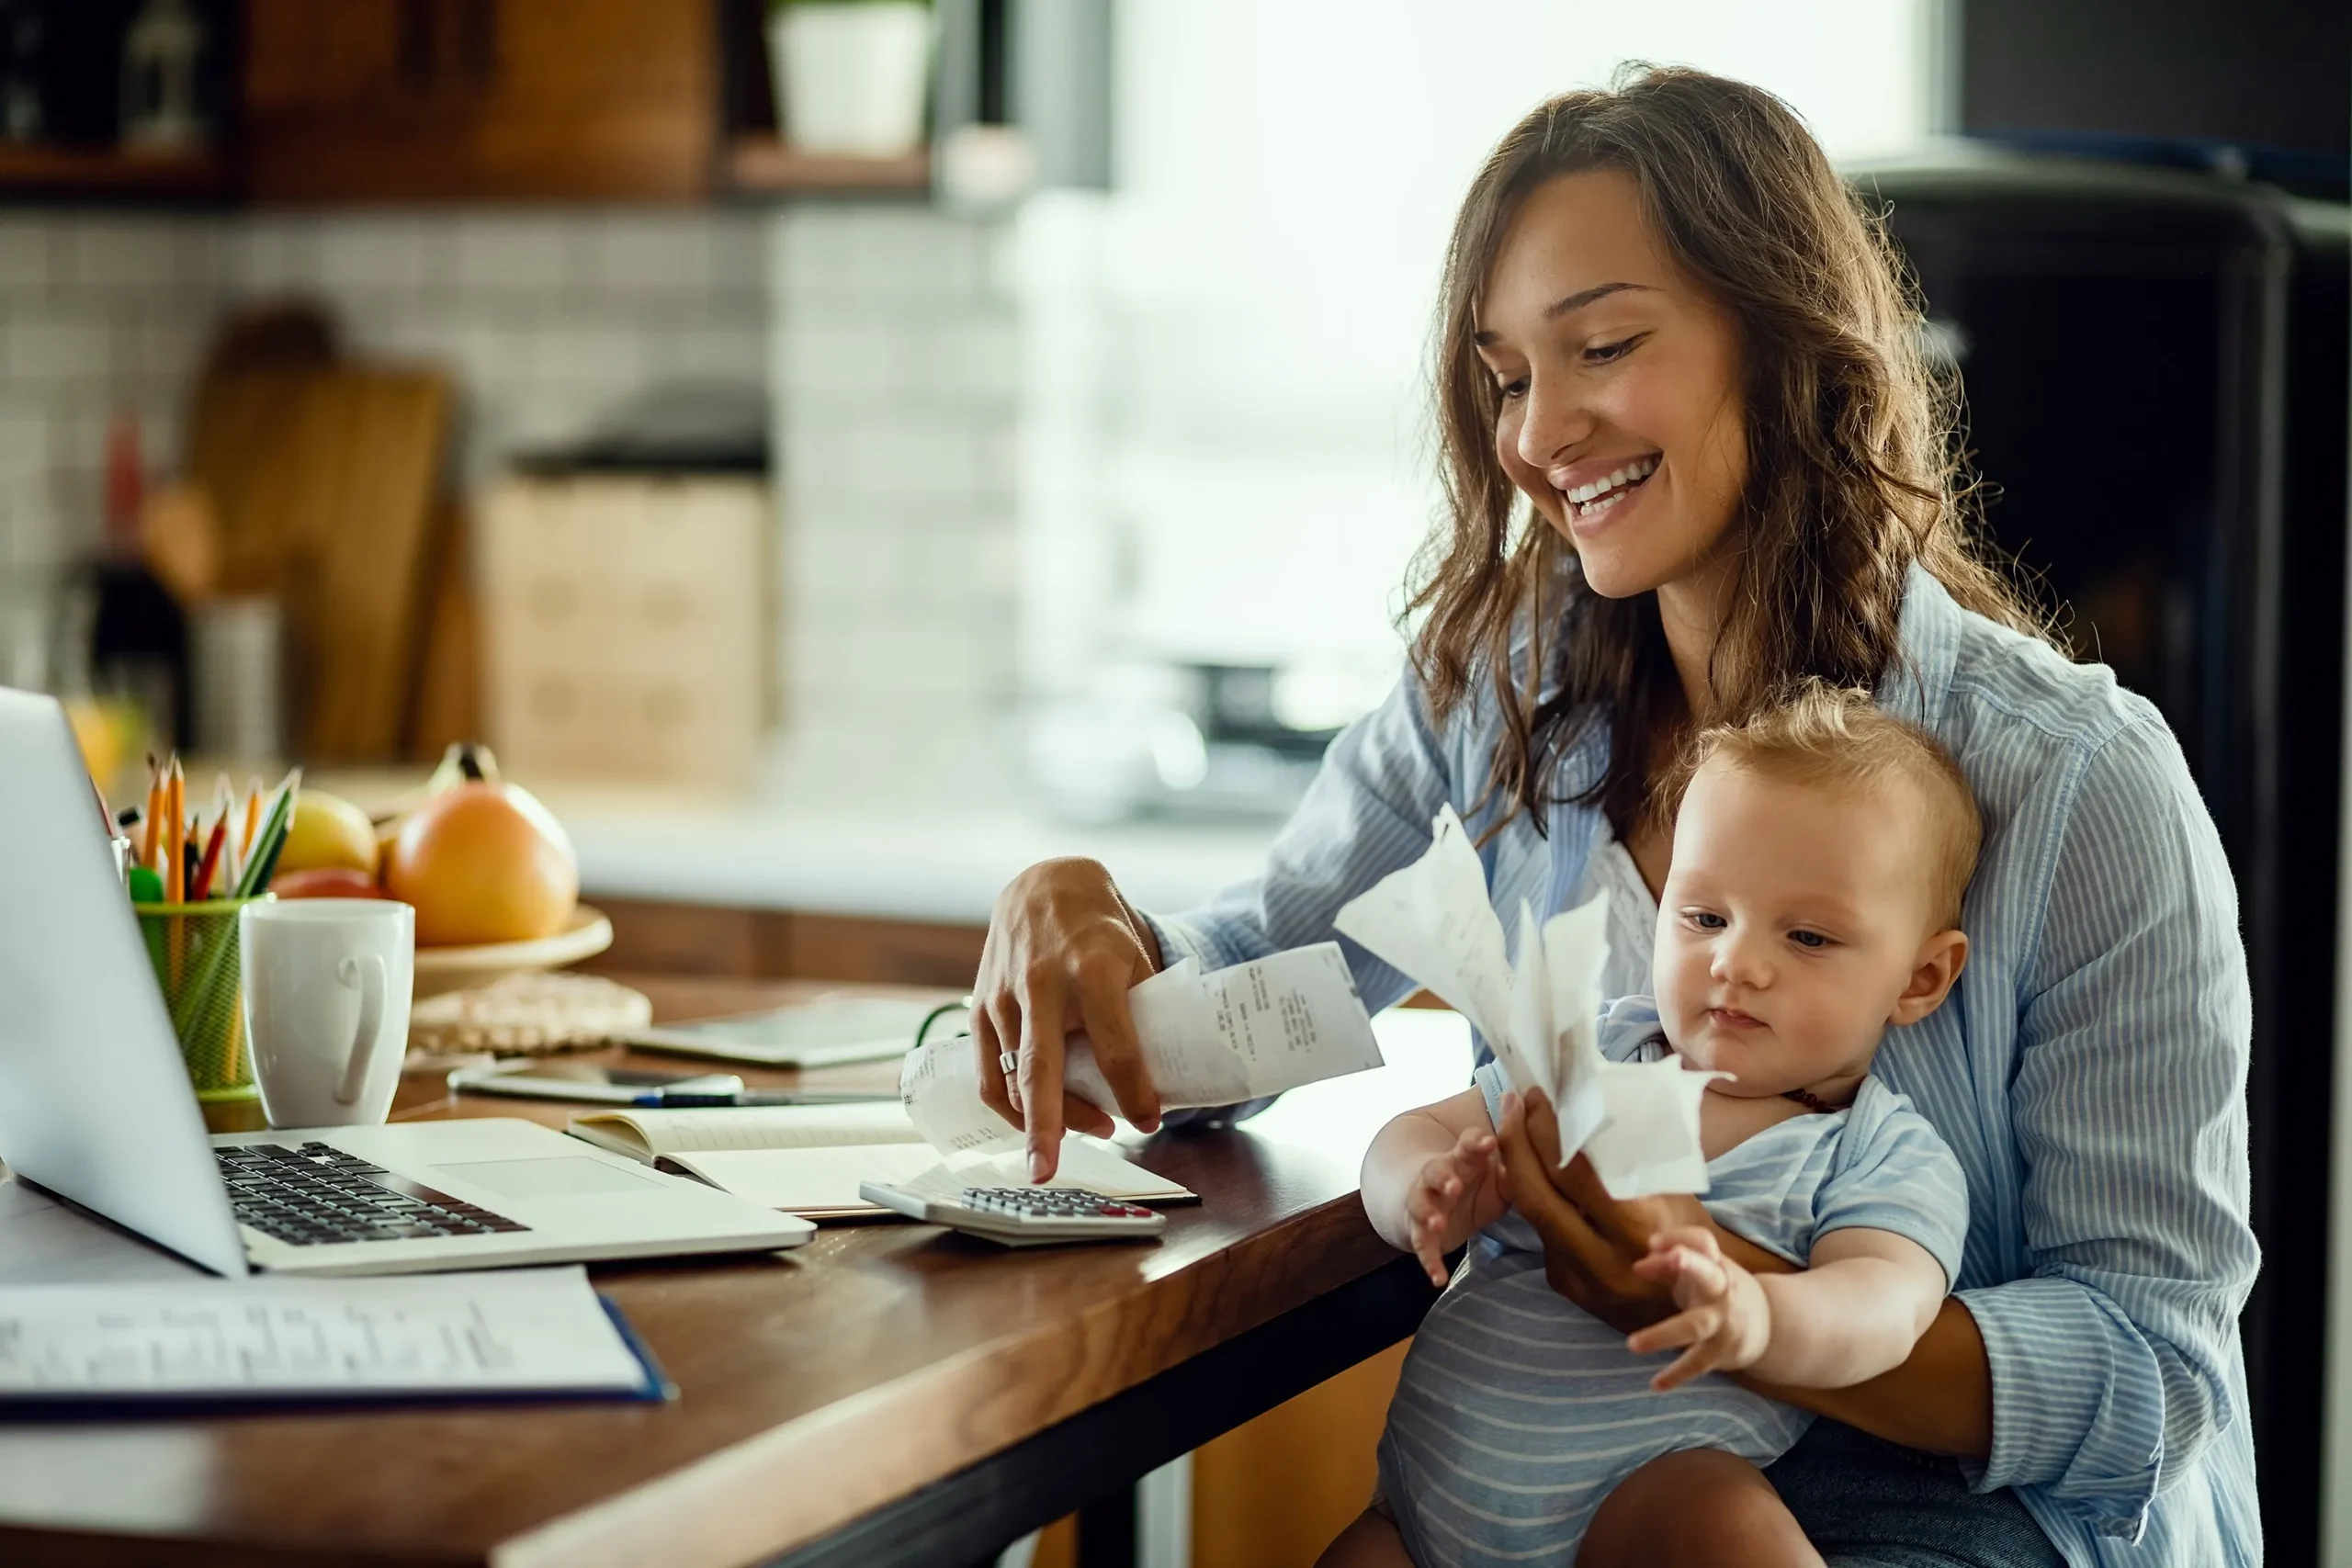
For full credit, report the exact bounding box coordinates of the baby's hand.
[1624,1225,1770,1391]
[1403,1126,1503,1287]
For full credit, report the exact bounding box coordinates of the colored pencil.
[189,816,227,901]
[232,768,301,900]
[239,776,262,868]
[207,776,234,890]
[164,760,184,904]
[163,757,184,994]
[140,759,162,874]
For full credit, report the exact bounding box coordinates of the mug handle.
[332,953,390,1106]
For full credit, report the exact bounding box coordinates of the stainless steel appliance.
[1866,147,2349,1555]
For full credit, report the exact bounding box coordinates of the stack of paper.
[1333,806,1720,1197]
[0,1267,666,1405]
[898,942,1387,1155]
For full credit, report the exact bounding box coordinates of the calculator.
[858,1181,1168,1247]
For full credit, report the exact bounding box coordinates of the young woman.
[971,68,2257,1566]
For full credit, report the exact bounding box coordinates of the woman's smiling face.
[1477,169,1749,599]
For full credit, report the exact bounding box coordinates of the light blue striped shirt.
[1148,567,2261,1565]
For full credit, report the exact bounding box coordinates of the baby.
[1326,683,1978,1568]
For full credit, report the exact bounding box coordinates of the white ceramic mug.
[241,899,414,1129]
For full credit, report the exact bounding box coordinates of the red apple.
[269,866,389,900]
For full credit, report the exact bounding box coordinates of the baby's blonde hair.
[1663,680,1982,930]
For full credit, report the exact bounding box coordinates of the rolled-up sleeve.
[1144,663,1458,1011]
[1959,716,2259,1541]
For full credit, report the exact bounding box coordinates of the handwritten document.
[1334,806,1722,1198]
[0,1267,650,1400]
[900,942,1386,1155]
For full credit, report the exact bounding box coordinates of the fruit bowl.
[411,905,614,999]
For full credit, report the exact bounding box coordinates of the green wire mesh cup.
[134,895,274,1102]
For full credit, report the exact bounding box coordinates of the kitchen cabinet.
[6,0,935,204]
[242,0,715,203]
[585,897,989,988]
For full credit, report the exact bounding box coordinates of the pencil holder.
[134,895,274,1102]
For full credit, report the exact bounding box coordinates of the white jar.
[768,2,933,157]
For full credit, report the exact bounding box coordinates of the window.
[1018,0,1940,810]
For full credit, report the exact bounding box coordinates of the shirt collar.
[1879,561,1962,733]
[1541,560,1962,793]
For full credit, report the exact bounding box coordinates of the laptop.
[0,689,814,1276]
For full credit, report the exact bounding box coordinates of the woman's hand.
[972,857,1165,1180]
[1494,1089,1788,1334]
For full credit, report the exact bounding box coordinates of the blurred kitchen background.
[0,0,2346,1560]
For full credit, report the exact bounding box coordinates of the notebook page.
[667,1145,941,1213]
[0,1267,647,1398]
[575,1102,922,1157]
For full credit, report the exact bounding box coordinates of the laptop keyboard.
[216,1142,530,1248]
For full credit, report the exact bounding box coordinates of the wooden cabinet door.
[243,0,714,202]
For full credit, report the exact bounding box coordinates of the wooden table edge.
[494,1193,1406,1568]
[0,975,1460,1568]
[0,1195,1415,1568]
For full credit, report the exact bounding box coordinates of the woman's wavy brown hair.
[1411,66,2049,837]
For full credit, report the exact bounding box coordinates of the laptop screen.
[0,690,247,1276]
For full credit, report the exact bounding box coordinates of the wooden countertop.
[0,976,1470,1568]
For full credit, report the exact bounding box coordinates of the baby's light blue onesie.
[1377,997,1970,1568]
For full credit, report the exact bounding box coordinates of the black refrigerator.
[1860,150,2351,1560]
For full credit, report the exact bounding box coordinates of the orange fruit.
[382,783,578,947]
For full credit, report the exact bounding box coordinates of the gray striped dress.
[1375,998,1971,1567]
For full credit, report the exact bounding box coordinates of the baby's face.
[1654,760,1951,1100]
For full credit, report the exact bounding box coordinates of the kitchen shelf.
[726,136,930,197]
[0,142,228,199]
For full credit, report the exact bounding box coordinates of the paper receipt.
[1333,805,1720,1198]
[899,942,1385,1154]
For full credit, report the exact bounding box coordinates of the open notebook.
[566,1103,1193,1220]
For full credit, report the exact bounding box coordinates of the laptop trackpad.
[433,1157,660,1198]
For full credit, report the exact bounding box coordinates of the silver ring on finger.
[998,1051,1019,1076]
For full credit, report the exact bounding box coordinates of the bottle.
[76,413,189,750]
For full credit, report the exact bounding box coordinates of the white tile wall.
[226,209,771,486]
[0,211,222,609]
[767,205,1023,801]
[0,201,1025,795]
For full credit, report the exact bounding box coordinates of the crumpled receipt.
[899,942,1386,1155]
[1332,805,1723,1198]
